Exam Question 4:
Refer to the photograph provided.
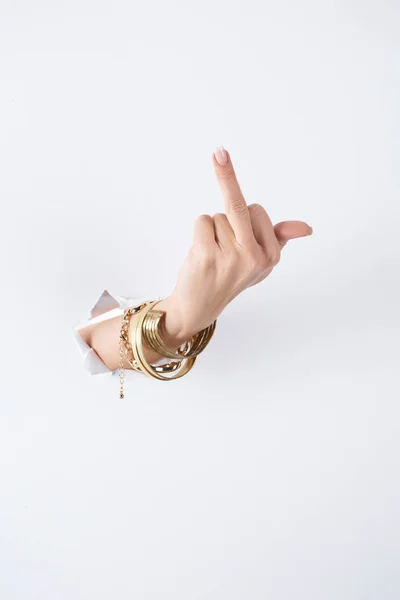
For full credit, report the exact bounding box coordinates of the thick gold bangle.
[130,301,196,381]
[142,301,217,359]
[120,304,184,372]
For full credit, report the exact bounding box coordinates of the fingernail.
[214,145,228,166]
[308,226,313,235]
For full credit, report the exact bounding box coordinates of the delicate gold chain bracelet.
[118,302,189,398]
[119,303,148,398]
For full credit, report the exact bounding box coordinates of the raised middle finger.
[213,147,255,248]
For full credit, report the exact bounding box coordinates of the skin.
[79,147,312,371]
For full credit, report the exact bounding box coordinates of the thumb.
[274,221,313,248]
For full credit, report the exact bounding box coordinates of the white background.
[1,1,399,598]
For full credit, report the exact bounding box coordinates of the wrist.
[155,297,191,350]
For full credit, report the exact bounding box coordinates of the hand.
[159,146,312,345]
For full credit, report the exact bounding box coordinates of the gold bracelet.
[120,303,149,371]
[119,303,148,398]
[130,301,196,381]
[142,301,217,359]
[118,303,187,398]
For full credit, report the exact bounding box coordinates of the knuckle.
[196,214,212,224]
[257,254,270,271]
[243,244,281,272]
[244,247,263,272]
[196,246,216,267]
[213,212,228,222]
[248,203,265,215]
[266,247,281,267]
[229,199,248,216]
[218,167,236,181]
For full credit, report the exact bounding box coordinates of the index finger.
[213,146,255,247]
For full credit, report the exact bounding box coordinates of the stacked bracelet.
[118,299,216,398]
